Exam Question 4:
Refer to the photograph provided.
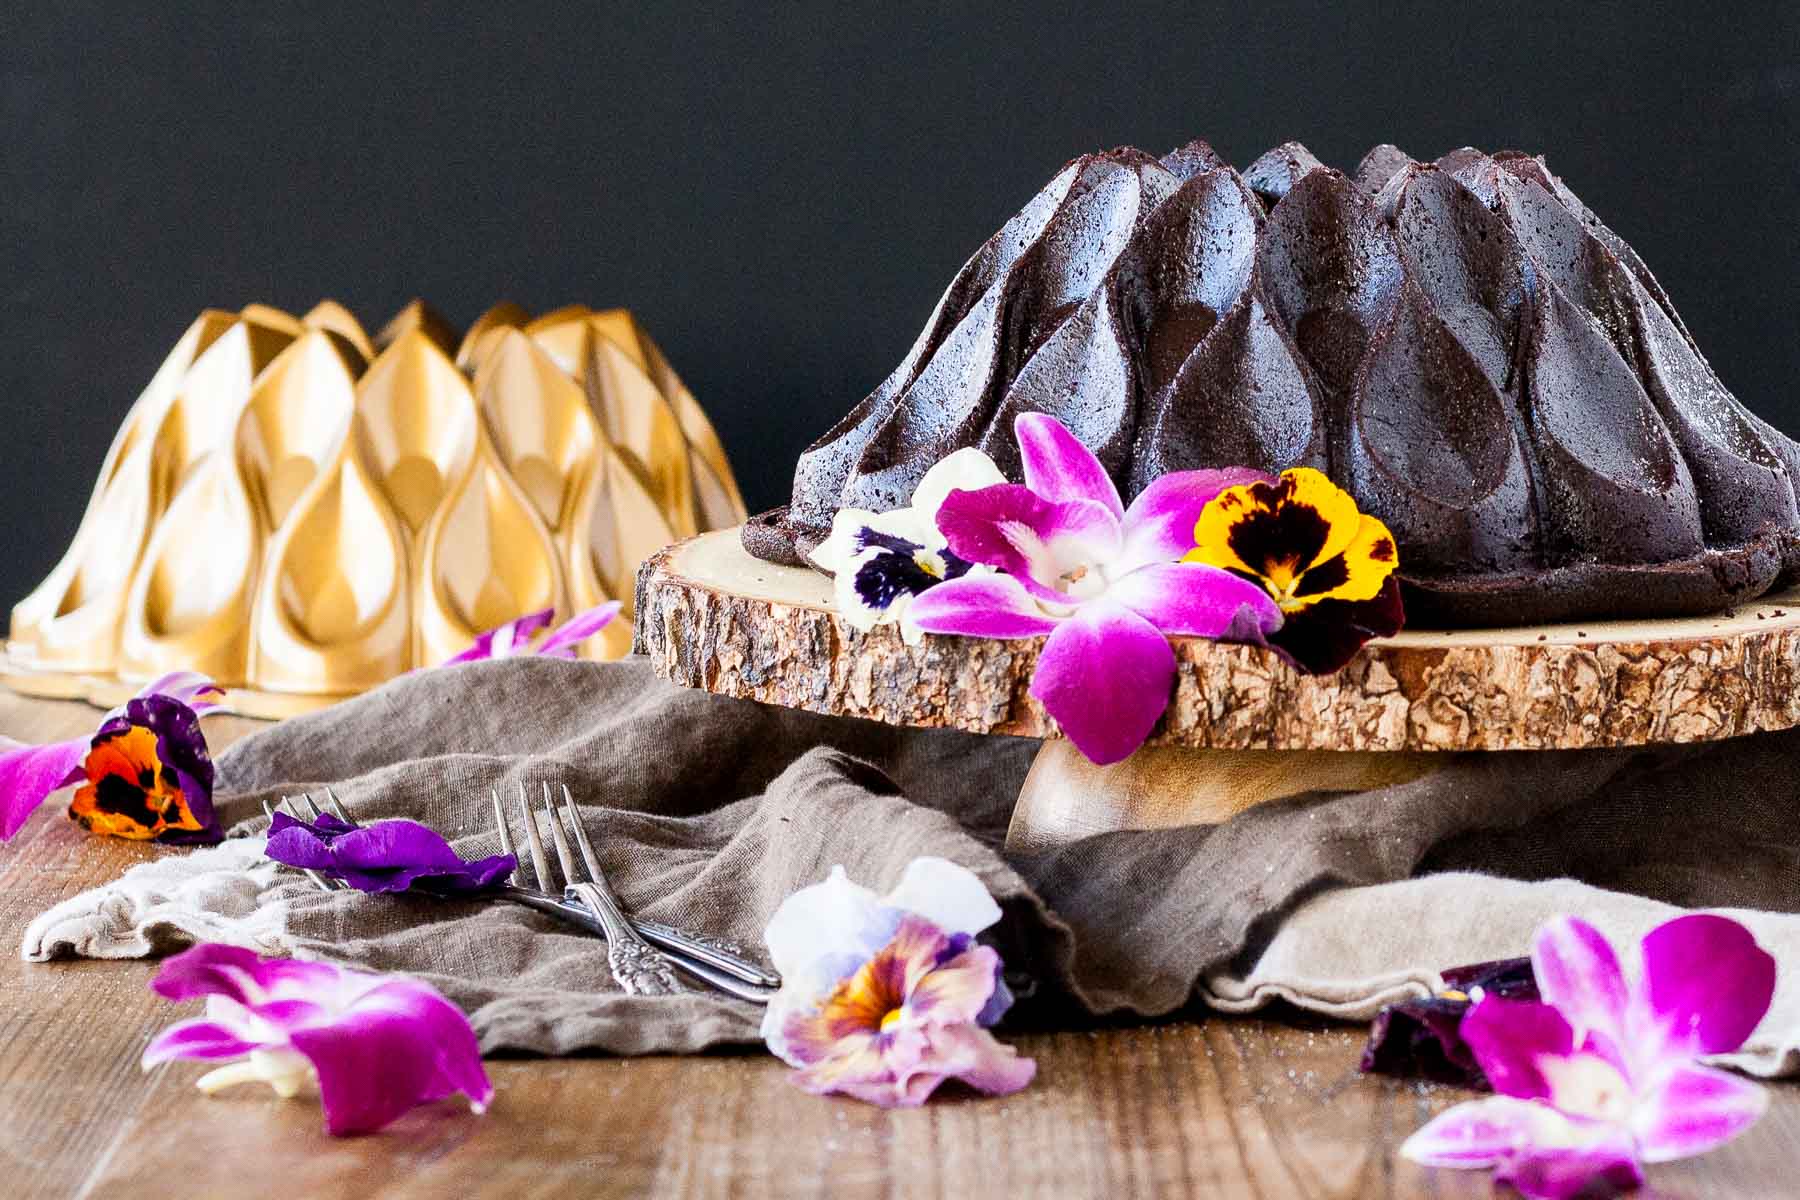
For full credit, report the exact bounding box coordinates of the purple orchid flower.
[0,671,223,841]
[1362,957,1539,1088]
[1403,914,1775,1198]
[907,413,1283,764]
[142,942,493,1136]
[264,810,516,895]
[441,600,623,665]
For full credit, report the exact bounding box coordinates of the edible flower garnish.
[142,943,492,1136]
[908,413,1283,763]
[762,856,1035,1108]
[1402,914,1775,1199]
[808,447,1005,643]
[1185,467,1404,674]
[0,671,223,842]
[443,600,623,664]
[264,810,515,895]
[1361,957,1537,1087]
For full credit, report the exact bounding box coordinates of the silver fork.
[488,784,778,989]
[265,790,775,1003]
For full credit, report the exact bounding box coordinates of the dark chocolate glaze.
[755,142,1800,626]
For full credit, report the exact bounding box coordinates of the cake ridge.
[761,140,1800,626]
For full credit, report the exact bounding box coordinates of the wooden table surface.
[2,692,1797,1199]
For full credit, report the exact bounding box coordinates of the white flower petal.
[763,865,898,979]
[912,447,1006,517]
[881,856,1002,937]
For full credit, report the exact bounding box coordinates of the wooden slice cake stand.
[637,529,1800,852]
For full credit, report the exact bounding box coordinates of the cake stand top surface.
[636,529,1800,753]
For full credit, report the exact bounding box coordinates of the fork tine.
[515,781,554,890]
[541,782,583,885]
[297,792,325,822]
[323,788,356,826]
[491,787,519,871]
[559,784,607,883]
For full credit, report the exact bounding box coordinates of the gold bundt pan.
[3,300,746,717]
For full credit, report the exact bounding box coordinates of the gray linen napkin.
[23,656,1800,1069]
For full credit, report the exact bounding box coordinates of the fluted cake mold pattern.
[751,141,1800,627]
[7,300,745,715]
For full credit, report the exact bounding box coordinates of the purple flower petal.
[1360,958,1539,1087]
[443,607,557,664]
[1106,562,1283,639]
[134,671,225,714]
[936,483,1121,605]
[1636,914,1776,1061]
[0,735,87,839]
[1029,599,1175,765]
[1495,1142,1644,1200]
[906,574,1061,639]
[1462,997,1576,1103]
[1014,411,1123,519]
[289,977,493,1135]
[1402,1094,1550,1168]
[1532,916,1631,1053]
[141,1017,262,1064]
[150,943,341,1006]
[1632,1061,1769,1163]
[534,601,624,658]
[265,813,515,895]
[1117,467,1271,574]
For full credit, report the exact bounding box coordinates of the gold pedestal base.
[1004,741,1446,854]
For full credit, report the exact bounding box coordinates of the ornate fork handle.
[495,884,776,987]
[565,881,683,996]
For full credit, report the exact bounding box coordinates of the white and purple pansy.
[142,942,493,1136]
[762,856,1035,1108]
[907,413,1284,763]
[809,447,1005,644]
[1403,913,1776,1198]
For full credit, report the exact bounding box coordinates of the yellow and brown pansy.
[1186,467,1405,675]
[1186,467,1398,612]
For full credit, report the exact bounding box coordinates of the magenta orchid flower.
[142,943,493,1136]
[907,413,1283,763]
[264,811,516,895]
[0,671,223,841]
[762,857,1036,1108]
[1403,914,1776,1198]
[442,601,623,664]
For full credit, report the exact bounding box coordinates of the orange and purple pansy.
[1185,467,1405,675]
[762,858,1035,1108]
[0,671,223,843]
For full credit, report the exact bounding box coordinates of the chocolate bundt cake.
[748,140,1800,627]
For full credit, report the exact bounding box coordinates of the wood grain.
[639,530,1800,752]
[1,693,1796,1198]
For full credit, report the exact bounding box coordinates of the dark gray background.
[3,3,1796,610]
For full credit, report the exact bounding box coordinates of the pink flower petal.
[922,1021,1037,1097]
[443,608,557,664]
[534,601,624,658]
[1462,997,1576,1103]
[288,978,493,1135]
[1402,1095,1555,1167]
[141,1017,262,1065]
[0,735,87,839]
[1494,1142,1644,1200]
[907,944,1005,1026]
[1029,599,1175,764]
[1636,914,1776,1061]
[1105,562,1283,640]
[906,574,1061,639]
[1533,916,1631,1052]
[134,671,226,714]
[1633,1061,1768,1164]
[149,942,340,1007]
[1117,467,1271,574]
[936,484,1120,604]
[1014,411,1123,519]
